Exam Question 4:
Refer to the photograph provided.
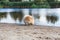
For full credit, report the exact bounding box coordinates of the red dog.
[24,15,34,25]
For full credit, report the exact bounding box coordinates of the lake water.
[0,8,60,27]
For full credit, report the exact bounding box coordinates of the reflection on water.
[46,13,58,24]
[0,12,7,20]
[10,11,23,22]
[29,9,32,16]
[0,8,60,26]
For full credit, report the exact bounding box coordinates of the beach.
[0,23,60,40]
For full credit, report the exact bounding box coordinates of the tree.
[9,0,22,2]
[46,0,57,8]
[34,0,50,8]
[31,3,38,8]
[2,0,9,2]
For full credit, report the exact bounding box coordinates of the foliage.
[31,3,38,8]
[34,0,50,8]
[0,0,60,8]
[1,0,9,2]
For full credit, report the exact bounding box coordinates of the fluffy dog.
[24,15,34,25]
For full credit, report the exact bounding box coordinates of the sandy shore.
[0,23,60,40]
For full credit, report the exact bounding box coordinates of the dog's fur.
[24,15,34,25]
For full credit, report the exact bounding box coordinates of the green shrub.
[31,3,38,8]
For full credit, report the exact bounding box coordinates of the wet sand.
[0,23,60,40]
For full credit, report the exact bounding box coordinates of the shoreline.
[0,23,60,27]
[0,23,60,40]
